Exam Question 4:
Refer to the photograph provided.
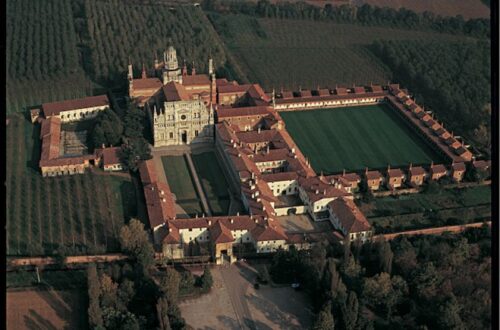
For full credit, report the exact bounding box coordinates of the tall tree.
[378,240,394,274]
[119,219,155,272]
[341,291,359,330]
[156,297,172,330]
[87,264,103,328]
[312,302,335,330]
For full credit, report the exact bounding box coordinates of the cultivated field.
[6,114,138,256]
[209,14,476,90]
[192,151,231,216]
[280,104,445,174]
[7,289,88,330]
[358,185,491,233]
[161,155,204,216]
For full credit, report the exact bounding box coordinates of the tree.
[377,240,393,274]
[119,219,155,272]
[322,259,347,305]
[200,266,213,291]
[121,138,152,172]
[341,291,358,330]
[159,270,181,305]
[100,274,119,309]
[118,279,135,308]
[363,272,407,318]
[87,264,103,328]
[437,295,465,330]
[312,302,335,330]
[156,297,172,330]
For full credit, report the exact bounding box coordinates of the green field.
[209,13,476,90]
[161,155,203,216]
[6,114,137,256]
[192,152,231,216]
[280,104,445,174]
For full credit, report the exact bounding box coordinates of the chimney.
[255,218,258,223]
[168,228,172,233]
[315,189,319,194]
[343,169,346,176]
[102,143,105,149]
[230,218,234,224]
[258,127,261,134]
[160,190,164,195]
[162,198,166,202]
[191,61,196,75]
[237,212,240,216]
[208,220,212,225]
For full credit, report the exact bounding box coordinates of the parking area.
[179,261,313,330]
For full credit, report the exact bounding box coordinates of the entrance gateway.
[181,131,187,143]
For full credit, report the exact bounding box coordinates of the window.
[181,115,187,120]
[189,228,192,232]
[195,130,198,137]
[169,132,173,139]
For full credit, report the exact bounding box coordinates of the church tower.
[162,46,182,84]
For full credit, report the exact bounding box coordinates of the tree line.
[270,224,491,329]
[371,39,491,156]
[202,0,490,39]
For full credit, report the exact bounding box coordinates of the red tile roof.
[365,170,382,180]
[452,162,466,171]
[133,78,163,90]
[97,147,122,166]
[409,166,426,176]
[182,74,210,86]
[430,164,447,174]
[162,81,190,101]
[211,221,234,244]
[329,198,371,233]
[42,95,109,117]
[218,84,252,94]
[261,171,298,182]
[144,182,176,228]
[217,106,271,119]
[139,159,158,185]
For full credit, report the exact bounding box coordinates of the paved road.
[219,262,259,330]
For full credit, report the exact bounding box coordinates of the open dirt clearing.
[7,289,87,330]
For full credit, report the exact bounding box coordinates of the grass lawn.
[192,152,231,216]
[280,104,445,174]
[161,155,203,216]
[6,113,136,256]
[208,14,476,90]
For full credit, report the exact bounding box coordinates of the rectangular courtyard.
[280,104,446,174]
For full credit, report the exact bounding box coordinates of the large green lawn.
[192,152,231,216]
[280,104,445,174]
[161,155,203,216]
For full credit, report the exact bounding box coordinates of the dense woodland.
[270,225,491,329]
[203,0,490,38]
[87,219,213,330]
[371,40,491,155]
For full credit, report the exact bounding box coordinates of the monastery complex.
[31,46,491,264]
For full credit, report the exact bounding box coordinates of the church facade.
[128,46,215,147]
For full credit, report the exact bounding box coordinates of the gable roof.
[42,95,109,116]
[329,198,371,233]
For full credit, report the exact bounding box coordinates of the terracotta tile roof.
[216,78,230,87]
[354,86,365,94]
[430,164,447,175]
[218,84,252,94]
[162,81,191,101]
[39,155,94,167]
[335,87,348,95]
[217,106,271,119]
[144,182,176,228]
[133,78,162,90]
[409,166,426,176]
[452,162,466,171]
[365,170,382,180]
[252,148,290,163]
[368,85,383,93]
[247,84,270,102]
[163,225,181,244]
[328,198,371,233]
[251,223,287,242]
[236,129,278,144]
[261,171,298,182]
[40,117,61,161]
[387,168,404,178]
[139,159,158,185]
[473,160,490,170]
[274,91,387,105]
[318,89,330,96]
[300,90,312,98]
[415,111,426,119]
[182,74,210,86]
[299,176,350,203]
[281,91,294,99]
[42,95,109,117]
[211,221,234,244]
[97,147,122,166]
